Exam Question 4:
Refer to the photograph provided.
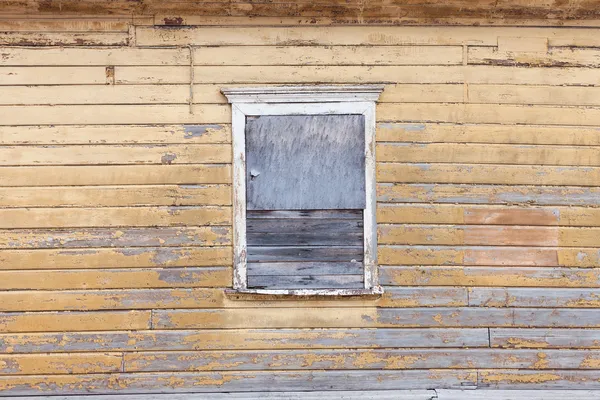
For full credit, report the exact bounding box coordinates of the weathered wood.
[469,288,600,308]
[0,31,128,46]
[0,227,231,249]
[0,207,231,229]
[247,247,364,262]
[0,185,231,207]
[437,390,600,400]
[248,275,364,289]
[376,123,600,145]
[491,328,600,349]
[380,266,600,288]
[246,115,365,210]
[0,353,122,375]
[247,262,363,276]
[0,124,231,145]
[377,184,600,206]
[467,85,600,106]
[0,328,489,353]
[0,67,106,85]
[247,210,362,219]
[0,19,131,32]
[0,370,477,395]
[470,47,600,67]
[0,310,150,333]
[123,348,600,372]
[0,165,231,187]
[0,267,232,290]
[478,370,600,389]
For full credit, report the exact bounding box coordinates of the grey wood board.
[477,370,600,389]
[247,233,363,246]
[247,246,364,262]
[247,274,364,289]
[0,328,490,353]
[469,287,600,307]
[436,390,600,400]
[0,370,476,396]
[247,262,363,276]
[490,328,600,348]
[246,210,363,219]
[246,115,366,210]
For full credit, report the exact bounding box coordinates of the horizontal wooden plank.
[377,103,600,126]
[247,232,363,246]
[0,47,190,65]
[247,262,363,276]
[116,65,600,86]
[0,227,231,249]
[376,123,600,145]
[469,46,600,67]
[0,32,128,46]
[377,204,600,227]
[0,67,106,85]
[380,266,600,288]
[0,246,232,270]
[437,390,600,400]
[377,184,600,206]
[248,210,362,219]
[0,185,231,208]
[0,19,131,32]
[0,353,122,375]
[467,84,600,106]
[469,288,600,308]
[377,163,600,186]
[0,310,150,333]
[379,246,600,267]
[153,307,600,328]
[0,328,489,353]
[123,348,600,372]
[491,328,600,349]
[0,105,230,125]
[377,142,600,166]
[0,267,232,290]
[135,26,599,47]
[192,45,463,65]
[0,207,231,228]
[0,165,231,187]
[0,370,477,396]
[379,225,600,247]
[0,144,231,166]
[478,370,600,389]
[247,275,364,289]
[247,246,363,262]
[0,124,231,145]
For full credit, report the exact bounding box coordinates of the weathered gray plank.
[0,328,489,353]
[437,390,600,400]
[470,288,600,308]
[382,287,468,307]
[247,233,362,247]
[248,275,363,289]
[123,349,600,372]
[478,370,600,389]
[246,115,365,210]
[0,370,476,395]
[491,328,600,348]
[247,246,364,262]
[246,210,362,219]
[248,262,363,276]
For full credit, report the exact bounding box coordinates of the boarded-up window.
[245,115,365,290]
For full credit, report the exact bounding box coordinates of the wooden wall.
[1,14,600,395]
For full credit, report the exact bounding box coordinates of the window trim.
[222,86,384,296]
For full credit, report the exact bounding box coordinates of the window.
[222,86,384,296]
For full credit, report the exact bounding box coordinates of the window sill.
[225,286,383,300]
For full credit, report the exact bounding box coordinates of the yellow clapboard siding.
[468,84,600,106]
[380,266,600,288]
[192,45,463,65]
[0,185,232,207]
[377,103,600,126]
[0,32,128,46]
[379,225,600,247]
[0,144,231,166]
[0,353,122,375]
[0,47,190,66]
[0,165,232,187]
[0,124,231,145]
[376,123,600,146]
[0,207,231,229]
[377,143,600,166]
[0,268,232,290]
[0,246,232,270]
[0,311,151,333]
[135,26,600,47]
[377,163,600,186]
[0,105,230,125]
[0,67,106,85]
[115,65,600,86]
[377,204,600,227]
[469,47,600,67]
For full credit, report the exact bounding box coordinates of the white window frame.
[222,86,384,296]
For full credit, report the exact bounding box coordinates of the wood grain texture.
[0,353,122,375]
[491,328,600,349]
[0,311,150,333]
